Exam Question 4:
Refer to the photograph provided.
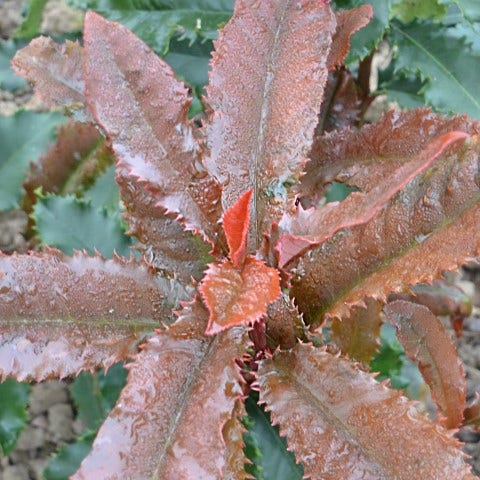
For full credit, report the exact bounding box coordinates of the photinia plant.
[1,0,480,477]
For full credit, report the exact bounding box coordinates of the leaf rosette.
[1,0,479,478]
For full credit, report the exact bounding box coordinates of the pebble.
[29,381,69,416]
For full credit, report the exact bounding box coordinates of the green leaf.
[333,0,393,61]
[380,71,428,109]
[391,0,447,23]
[0,39,28,91]
[165,36,213,89]
[84,164,120,212]
[43,432,95,480]
[71,362,127,431]
[33,194,132,257]
[391,19,480,118]
[244,393,302,480]
[15,0,48,39]
[0,110,66,211]
[66,0,233,55]
[0,379,31,455]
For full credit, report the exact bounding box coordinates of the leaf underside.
[0,250,190,381]
[258,344,474,480]
[204,0,336,247]
[73,299,248,480]
[290,110,480,323]
[384,300,466,429]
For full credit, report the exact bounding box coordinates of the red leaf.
[204,0,336,246]
[278,129,468,267]
[327,5,373,70]
[223,189,252,268]
[83,12,222,244]
[12,37,89,122]
[258,344,475,479]
[384,300,466,429]
[73,299,248,479]
[199,256,281,335]
[0,250,190,381]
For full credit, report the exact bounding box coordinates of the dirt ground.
[1,1,480,479]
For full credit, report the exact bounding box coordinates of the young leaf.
[12,38,89,121]
[33,194,132,257]
[199,257,280,335]
[0,379,30,455]
[204,0,336,246]
[223,189,252,268]
[83,12,222,243]
[258,344,475,479]
[73,299,248,479]
[0,110,66,210]
[390,20,480,118]
[0,250,189,381]
[384,300,466,428]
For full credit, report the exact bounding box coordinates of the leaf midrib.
[391,22,480,111]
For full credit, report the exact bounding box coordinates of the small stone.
[47,403,74,442]
[1,464,30,480]
[31,414,48,430]
[15,425,46,451]
[28,458,49,480]
[29,381,69,416]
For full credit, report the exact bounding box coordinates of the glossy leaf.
[384,300,466,428]
[0,110,66,210]
[71,363,127,431]
[223,189,251,268]
[290,110,480,322]
[0,379,30,455]
[67,0,233,55]
[280,126,468,267]
[73,299,248,479]
[258,344,474,479]
[83,12,223,243]
[204,0,336,246]
[116,161,212,282]
[12,37,89,121]
[390,20,480,118]
[199,256,280,335]
[33,194,132,257]
[330,297,383,364]
[0,250,189,381]
[244,393,303,480]
[44,432,95,480]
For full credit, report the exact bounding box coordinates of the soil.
[1,1,480,479]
